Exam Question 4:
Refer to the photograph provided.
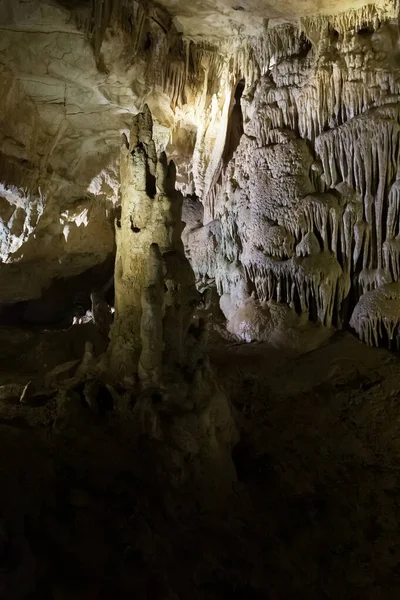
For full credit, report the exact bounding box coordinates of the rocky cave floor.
[1,325,400,599]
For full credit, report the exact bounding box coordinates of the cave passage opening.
[0,258,115,331]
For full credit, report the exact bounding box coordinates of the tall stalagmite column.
[107,107,237,500]
[108,105,197,378]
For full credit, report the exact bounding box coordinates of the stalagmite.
[138,243,164,387]
[109,106,184,376]
[105,107,238,497]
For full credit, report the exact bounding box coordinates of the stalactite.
[300,2,397,38]
[240,249,343,328]
[350,282,400,347]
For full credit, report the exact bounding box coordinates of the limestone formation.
[2,0,400,350]
[350,283,400,347]
[108,105,194,375]
[105,106,207,383]
[182,6,400,346]
[103,107,238,496]
[4,1,400,596]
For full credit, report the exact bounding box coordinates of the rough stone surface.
[1,2,400,598]
[183,8,400,345]
[2,0,400,345]
[158,0,397,38]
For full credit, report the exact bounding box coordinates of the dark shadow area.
[1,332,399,599]
[222,79,245,166]
[0,256,115,330]
[298,34,312,58]
[55,0,91,8]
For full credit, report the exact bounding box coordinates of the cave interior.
[2,0,400,598]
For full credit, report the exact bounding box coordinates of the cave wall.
[184,6,400,343]
[0,0,239,301]
[2,0,400,344]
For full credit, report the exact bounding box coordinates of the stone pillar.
[108,105,186,377]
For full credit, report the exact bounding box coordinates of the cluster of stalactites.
[82,0,282,113]
[316,109,400,277]
[300,1,398,38]
[350,282,400,347]
[188,197,355,329]
[196,153,400,328]
[82,0,193,108]
[85,0,179,53]
[186,2,400,346]
[242,252,344,328]
[383,181,400,280]
[84,0,148,59]
[248,46,400,148]
[183,24,306,93]
[81,0,400,128]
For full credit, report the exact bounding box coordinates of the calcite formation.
[105,107,237,494]
[2,0,400,347]
[350,282,400,347]
[108,105,198,376]
[183,3,400,346]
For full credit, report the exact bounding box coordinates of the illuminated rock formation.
[108,105,196,375]
[2,0,400,347]
[106,107,237,495]
[350,282,400,347]
[183,4,400,346]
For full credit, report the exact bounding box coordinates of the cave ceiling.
[156,0,385,37]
